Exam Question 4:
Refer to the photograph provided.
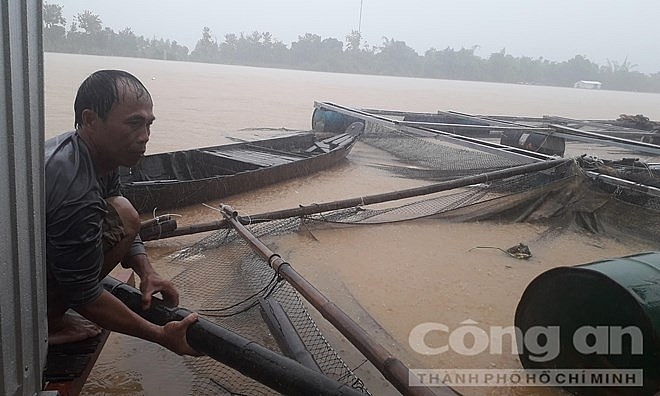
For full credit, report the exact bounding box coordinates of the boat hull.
[120,132,358,214]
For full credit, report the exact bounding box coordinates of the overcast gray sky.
[53,0,660,73]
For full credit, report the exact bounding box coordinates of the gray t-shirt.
[45,131,145,308]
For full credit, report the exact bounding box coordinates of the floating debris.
[469,243,532,260]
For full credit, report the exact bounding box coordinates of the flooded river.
[44,53,660,395]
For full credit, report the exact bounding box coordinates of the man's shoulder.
[45,131,83,175]
[45,131,76,159]
[45,131,99,208]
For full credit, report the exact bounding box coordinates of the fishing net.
[161,121,660,395]
[359,122,527,180]
[171,226,372,395]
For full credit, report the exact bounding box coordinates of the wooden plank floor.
[43,270,135,396]
[43,330,110,396]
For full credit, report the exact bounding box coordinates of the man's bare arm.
[122,253,179,309]
[76,289,200,356]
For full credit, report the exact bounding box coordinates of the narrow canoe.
[119,126,362,214]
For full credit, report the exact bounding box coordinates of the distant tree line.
[43,2,660,93]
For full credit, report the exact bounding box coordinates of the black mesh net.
[170,226,370,395]
[158,120,660,395]
[360,123,526,180]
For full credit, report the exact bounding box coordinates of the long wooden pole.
[245,158,569,222]
[142,158,571,241]
[221,205,457,396]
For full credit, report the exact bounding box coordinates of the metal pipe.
[397,120,550,132]
[220,205,458,396]
[101,277,367,396]
[549,123,660,155]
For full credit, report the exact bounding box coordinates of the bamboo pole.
[220,205,457,396]
[101,277,367,396]
[139,214,172,229]
[142,158,571,241]
[139,218,177,240]
[141,219,228,240]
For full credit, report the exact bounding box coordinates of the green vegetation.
[43,2,660,92]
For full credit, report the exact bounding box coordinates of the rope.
[198,272,282,318]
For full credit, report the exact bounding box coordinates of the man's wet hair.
[74,70,151,129]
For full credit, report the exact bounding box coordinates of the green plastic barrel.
[515,251,660,395]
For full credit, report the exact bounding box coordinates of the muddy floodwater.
[44,53,660,395]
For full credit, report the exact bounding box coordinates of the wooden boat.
[119,126,362,214]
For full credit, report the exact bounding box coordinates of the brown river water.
[45,53,660,395]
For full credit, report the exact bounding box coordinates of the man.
[45,70,199,356]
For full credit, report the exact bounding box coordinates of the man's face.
[97,86,155,168]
